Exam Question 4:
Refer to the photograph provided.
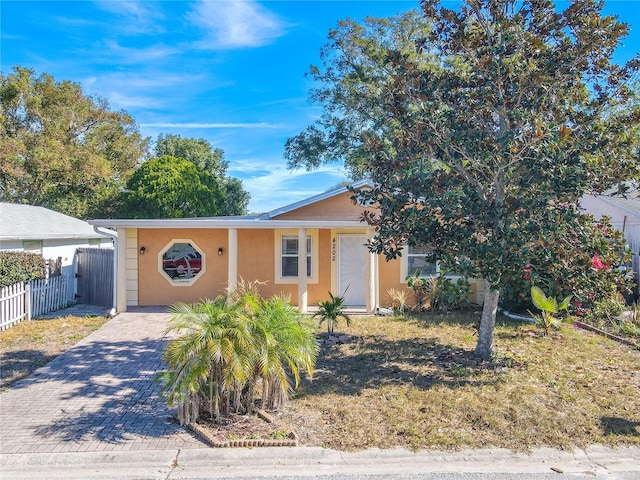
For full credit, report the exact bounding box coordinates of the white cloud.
[94,1,165,34]
[100,40,180,64]
[187,0,287,49]
[81,71,205,110]
[237,162,348,213]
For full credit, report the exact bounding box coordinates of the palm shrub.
[314,291,351,335]
[252,295,318,411]
[406,271,434,311]
[528,286,572,336]
[157,290,318,425]
[158,296,252,424]
[406,272,471,312]
[387,288,410,315]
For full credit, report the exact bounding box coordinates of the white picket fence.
[30,274,73,318]
[0,275,74,330]
[0,282,30,330]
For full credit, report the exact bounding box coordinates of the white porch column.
[298,228,308,313]
[116,228,127,313]
[366,230,376,313]
[228,228,238,292]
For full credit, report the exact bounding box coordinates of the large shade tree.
[0,66,149,218]
[119,155,223,218]
[288,0,640,359]
[155,134,250,215]
[357,0,639,358]
[155,134,228,179]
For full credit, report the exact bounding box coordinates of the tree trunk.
[475,287,500,360]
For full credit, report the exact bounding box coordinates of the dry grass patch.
[0,315,109,390]
[278,313,640,451]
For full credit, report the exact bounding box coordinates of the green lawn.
[280,312,640,451]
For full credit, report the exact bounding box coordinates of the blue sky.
[2,1,639,213]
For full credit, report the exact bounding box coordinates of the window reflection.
[162,242,203,281]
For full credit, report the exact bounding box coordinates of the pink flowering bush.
[500,211,632,314]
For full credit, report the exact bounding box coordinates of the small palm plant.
[529,286,572,336]
[314,291,351,335]
[157,289,319,425]
[158,296,252,424]
[253,295,318,411]
[387,288,410,315]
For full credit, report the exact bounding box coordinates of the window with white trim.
[407,244,438,277]
[281,236,311,278]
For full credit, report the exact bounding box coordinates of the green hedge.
[0,252,47,288]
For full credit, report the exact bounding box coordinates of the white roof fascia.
[264,179,374,219]
[0,233,108,241]
[89,219,371,230]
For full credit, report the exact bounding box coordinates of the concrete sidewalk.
[1,445,639,479]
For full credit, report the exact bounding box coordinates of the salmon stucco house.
[90,181,485,313]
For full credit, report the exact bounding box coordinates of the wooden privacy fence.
[0,282,30,331]
[76,248,114,308]
[0,275,75,330]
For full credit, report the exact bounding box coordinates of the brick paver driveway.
[0,312,207,454]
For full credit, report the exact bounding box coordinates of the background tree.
[118,155,222,218]
[290,0,639,359]
[284,10,434,179]
[155,134,250,215]
[219,177,251,216]
[0,66,148,218]
[155,134,227,179]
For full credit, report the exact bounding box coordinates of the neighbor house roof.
[0,203,108,241]
[596,194,640,216]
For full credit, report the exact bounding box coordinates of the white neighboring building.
[580,192,640,293]
[0,202,112,278]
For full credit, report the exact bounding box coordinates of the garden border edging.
[187,409,299,448]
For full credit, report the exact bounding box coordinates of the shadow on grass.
[0,350,58,389]
[403,310,481,329]
[303,333,507,397]
[6,338,202,446]
[601,416,640,436]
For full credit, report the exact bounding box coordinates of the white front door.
[337,234,367,306]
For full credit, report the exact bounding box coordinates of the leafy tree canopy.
[155,134,228,179]
[284,10,434,179]
[219,176,251,216]
[0,66,149,218]
[295,0,640,359]
[154,134,250,215]
[118,155,223,218]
